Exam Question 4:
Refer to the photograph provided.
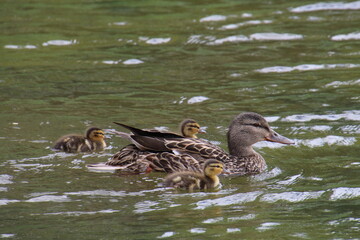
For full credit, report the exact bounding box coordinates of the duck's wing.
[113,122,185,151]
[113,122,184,138]
[164,138,231,162]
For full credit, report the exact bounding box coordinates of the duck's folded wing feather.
[164,139,230,161]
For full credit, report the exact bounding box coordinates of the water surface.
[1,0,359,239]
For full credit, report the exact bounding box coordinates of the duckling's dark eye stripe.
[188,125,200,129]
[210,164,223,169]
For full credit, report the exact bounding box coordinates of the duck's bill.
[265,130,294,145]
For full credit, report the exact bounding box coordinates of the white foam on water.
[157,232,176,238]
[250,33,303,41]
[187,96,209,104]
[0,199,20,206]
[4,44,37,49]
[102,60,120,64]
[256,222,281,231]
[145,38,171,45]
[0,234,16,238]
[26,195,70,203]
[0,175,13,184]
[260,191,325,203]
[42,40,77,46]
[123,59,144,65]
[202,217,224,224]
[112,21,127,26]
[194,191,262,210]
[290,1,360,12]
[331,32,360,41]
[208,35,249,45]
[228,214,257,221]
[200,15,227,22]
[189,228,206,233]
[227,228,241,233]
[330,187,360,201]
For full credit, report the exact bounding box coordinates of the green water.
[1,0,360,239]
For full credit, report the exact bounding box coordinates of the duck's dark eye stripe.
[188,125,200,129]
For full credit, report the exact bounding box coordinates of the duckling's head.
[180,119,204,138]
[203,159,224,177]
[227,112,293,155]
[86,127,105,142]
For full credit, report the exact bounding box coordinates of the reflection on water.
[1,0,360,239]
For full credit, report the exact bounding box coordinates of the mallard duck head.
[86,127,105,142]
[203,159,224,177]
[227,112,294,156]
[180,119,205,138]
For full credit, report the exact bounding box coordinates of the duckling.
[178,119,204,138]
[53,127,106,153]
[164,159,224,190]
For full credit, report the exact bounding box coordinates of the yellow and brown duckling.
[178,119,204,138]
[53,127,106,153]
[164,159,224,190]
[92,112,294,175]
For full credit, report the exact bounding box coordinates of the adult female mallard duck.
[164,159,224,190]
[88,112,294,175]
[53,127,106,153]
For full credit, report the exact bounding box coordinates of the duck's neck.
[228,142,257,157]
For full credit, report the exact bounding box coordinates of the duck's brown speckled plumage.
[87,113,293,175]
[53,127,106,153]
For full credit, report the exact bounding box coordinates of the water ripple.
[330,187,360,201]
[26,195,70,203]
[260,191,325,203]
[38,209,119,216]
[65,190,127,197]
[187,32,303,45]
[282,110,360,122]
[297,136,357,147]
[194,191,263,210]
[256,63,360,73]
[219,20,273,30]
[324,79,360,88]
[290,0,360,12]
